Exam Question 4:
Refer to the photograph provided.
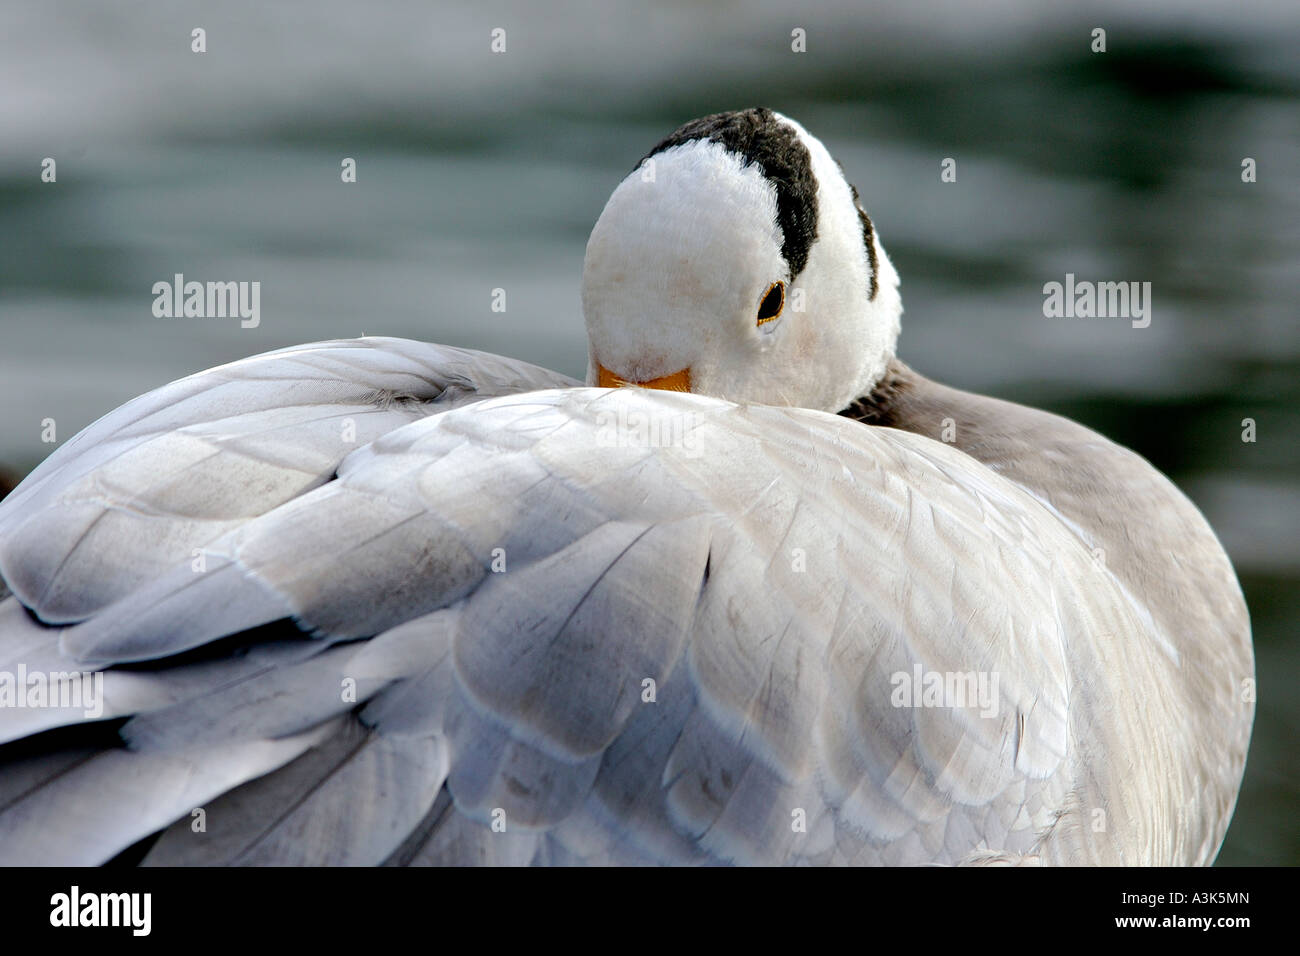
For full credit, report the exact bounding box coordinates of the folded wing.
[0,343,1148,865]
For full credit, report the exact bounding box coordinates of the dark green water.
[0,1,1295,864]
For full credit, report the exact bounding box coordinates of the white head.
[582,108,902,413]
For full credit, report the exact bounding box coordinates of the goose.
[0,108,1252,866]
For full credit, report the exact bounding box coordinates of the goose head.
[582,108,902,413]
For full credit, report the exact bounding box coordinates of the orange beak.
[597,364,691,392]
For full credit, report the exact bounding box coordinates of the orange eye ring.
[757,281,785,326]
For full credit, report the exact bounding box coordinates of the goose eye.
[756,281,785,326]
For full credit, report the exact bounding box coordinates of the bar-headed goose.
[0,109,1252,866]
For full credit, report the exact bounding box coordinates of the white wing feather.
[0,340,1210,865]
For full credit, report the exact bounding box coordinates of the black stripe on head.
[642,108,819,279]
[846,181,880,301]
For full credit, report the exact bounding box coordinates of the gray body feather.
[0,338,1252,865]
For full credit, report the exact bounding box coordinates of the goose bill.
[597,364,691,392]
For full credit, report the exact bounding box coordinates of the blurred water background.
[0,0,1295,864]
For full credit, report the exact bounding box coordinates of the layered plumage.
[0,110,1253,865]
